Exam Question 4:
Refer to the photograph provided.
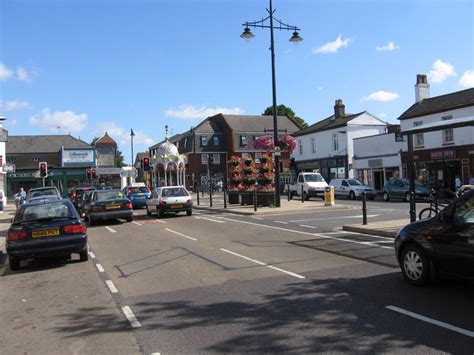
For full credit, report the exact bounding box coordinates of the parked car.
[283,172,328,200]
[394,189,474,285]
[382,178,431,202]
[122,183,151,208]
[83,189,133,225]
[69,186,96,209]
[25,186,61,202]
[329,178,376,200]
[77,189,96,218]
[6,199,88,271]
[146,186,193,218]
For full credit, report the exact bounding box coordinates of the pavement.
[0,202,16,261]
[190,192,409,238]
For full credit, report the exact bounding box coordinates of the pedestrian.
[454,175,462,191]
[14,187,26,209]
[217,180,223,192]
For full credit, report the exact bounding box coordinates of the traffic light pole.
[42,177,45,188]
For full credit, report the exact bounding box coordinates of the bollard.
[223,189,227,209]
[301,185,304,203]
[409,191,416,223]
[254,189,257,212]
[210,185,213,207]
[197,187,200,206]
[362,191,367,225]
[287,184,291,201]
[201,185,204,198]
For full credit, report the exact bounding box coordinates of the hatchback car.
[122,184,151,208]
[394,189,474,285]
[329,178,376,200]
[83,189,133,225]
[6,199,88,271]
[146,186,193,218]
[26,186,61,202]
[69,186,96,209]
[382,178,431,202]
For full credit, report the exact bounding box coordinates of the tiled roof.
[7,135,92,153]
[398,88,474,120]
[292,112,365,137]
[95,132,117,146]
[218,114,302,133]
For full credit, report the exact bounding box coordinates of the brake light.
[93,206,104,212]
[128,189,132,195]
[126,203,133,209]
[187,199,192,204]
[7,229,27,241]
[159,199,167,205]
[64,224,87,234]
[72,192,76,199]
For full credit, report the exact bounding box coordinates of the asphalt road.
[1,202,473,354]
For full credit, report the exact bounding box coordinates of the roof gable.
[95,132,117,146]
[293,112,365,137]
[7,135,92,154]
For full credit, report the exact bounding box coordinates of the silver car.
[146,186,193,218]
[329,178,376,200]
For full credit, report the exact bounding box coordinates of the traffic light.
[39,162,48,178]
[143,157,150,171]
[91,169,97,179]
[86,169,92,179]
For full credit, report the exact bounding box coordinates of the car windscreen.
[96,191,125,201]
[304,174,324,182]
[17,202,75,222]
[347,179,362,186]
[128,187,149,194]
[76,188,94,197]
[162,188,188,197]
[28,189,58,199]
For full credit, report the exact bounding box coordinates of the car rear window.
[128,187,149,194]
[18,202,74,222]
[96,191,125,201]
[162,188,188,197]
[28,189,58,198]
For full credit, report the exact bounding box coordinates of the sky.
[1,0,473,164]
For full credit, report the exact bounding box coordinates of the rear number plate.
[171,204,183,209]
[32,228,60,238]
[106,204,121,209]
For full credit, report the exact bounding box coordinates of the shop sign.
[3,164,16,173]
[368,159,383,168]
[96,168,122,175]
[430,149,456,160]
[296,161,319,170]
[62,149,95,165]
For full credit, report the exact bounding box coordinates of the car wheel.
[88,215,95,226]
[383,192,390,201]
[157,207,164,218]
[146,205,151,216]
[186,210,192,216]
[400,245,430,285]
[9,256,20,271]
[404,192,411,202]
[126,217,133,222]
[303,192,309,201]
[79,247,89,262]
[349,191,355,200]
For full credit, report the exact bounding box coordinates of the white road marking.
[132,221,142,226]
[88,251,96,259]
[274,220,289,224]
[105,280,118,293]
[194,216,225,223]
[105,226,117,233]
[95,263,105,272]
[219,216,392,250]
[386,305,474,338]
[289,214,379,223]
[121,306,142,328]
[165,228,197,241]
[252,217,264,220]
[299,225,317,229]
[220,248,305,279]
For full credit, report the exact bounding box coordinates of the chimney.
[334,99,345,119]
[415,74,430,102]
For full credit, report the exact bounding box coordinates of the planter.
[228,192,240,204]
[256,192,275,207]
[240,192,254,205]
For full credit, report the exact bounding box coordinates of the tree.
[262,104,308,128]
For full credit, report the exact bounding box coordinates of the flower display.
[277,135,297,154]
[253,135,274,151]
[243,156,254,166]
[260,153,271,163]
[229,156,241,167]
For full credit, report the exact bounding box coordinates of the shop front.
[353,154,402,191]
[295,155,348,182]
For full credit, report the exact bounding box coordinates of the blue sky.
[1,0,473,164]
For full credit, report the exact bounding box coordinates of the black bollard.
[301,185,304,203]
[362,192,367,225]
[223,189,227,209]
[197,187,200,206]
[201,185,204,198]
[210,184,213,207]
[254,189,257,212]
[409,191,416,223]
[288,184,291,201]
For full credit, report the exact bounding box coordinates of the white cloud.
[428,59,457,83]
[459,70,474,88]
[95,122,154,146]
[16,67,32,83]
[0,63,13,80]
[29,108,88,132]
[378,113,388,119]
[376,41,399,51]
[313,35,351,54]
[362,91,400,102]
[165,105,245,120]
[0,100,32,111]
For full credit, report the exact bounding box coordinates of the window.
[240,135,247,146]
[413,121,424,147]
[212,153,220,164]
[332,133,339,151]
[201,154,209,164]
[255,152,261,163]
[241,152,249,159]
[201,136,208,146]
[311,137,316,154]
[298,139,303,155]
[184,137,188,147]
[213,136,219,145]
[7,157,15,163]
[342,180,349,187]
[442,116,454,144]
[32,157,39,162]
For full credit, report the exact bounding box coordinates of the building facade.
[398,75,474,190]
[94,132,122,188]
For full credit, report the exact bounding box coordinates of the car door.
[391,179,404,199]
[340,180,349,197]
[297,174,304,195]
[148,188,160,208]
[431,194,474,277]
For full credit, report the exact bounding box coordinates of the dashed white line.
[105,280,118,293]
[220,248,305,279]
[289,214,379,223]
[194,216,225,223]
[88,251,96,259]
[386,305,474,338]
[252,217,264,220]
[300,224,317,229]
[105,226,117,233]
[165,228,197,241]
[274,220,289,224]
[121,306,142,328]
[132,221,142,226]
[95,263,105,272]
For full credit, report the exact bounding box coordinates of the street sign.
[3,164,16,173]
[120,168,137,178]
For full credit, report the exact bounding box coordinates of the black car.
[77,189,96,218]
[83,189,133,225]
[6,199,88,271]
[395,190,474,285]
[69,186,96,209]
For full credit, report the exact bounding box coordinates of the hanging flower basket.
[253,135,275,151]
[243,156,253,166]
[260,153,271,163]
[276,135,297,154]
[229,156,241,167]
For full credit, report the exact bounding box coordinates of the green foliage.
[262,104,308,128]
[115,150,125,168]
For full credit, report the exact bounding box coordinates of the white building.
[398,75,474,189]
[0,116,7,204]
[292,100,387,182]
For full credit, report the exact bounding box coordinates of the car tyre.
[186,210,192,216]
[303,191,309,201]
[9,256,20,271]
[157,208,164,219]
[383,192,390,201]
[349,191,355,200]
[126,216,133,222]
[404,192,411,202]
[88,215,95,226]
[79,248,89,262]
[400,245,430,285]
[146,205,151,216]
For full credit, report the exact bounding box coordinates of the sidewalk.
[0,203,17,263]
[342,219,408,238]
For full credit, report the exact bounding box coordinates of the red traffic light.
[143,157,150,171]
[39,162,48,178]
[91,169,97,179]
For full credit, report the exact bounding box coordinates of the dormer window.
[240,135,247,146]
[201,136,208,146]
[213,136,219,145]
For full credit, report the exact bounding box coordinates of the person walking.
[14,187,26,209]
[454,175,462,191]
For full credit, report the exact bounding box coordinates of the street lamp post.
[130,128,135,168]
[240,0,302,207]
